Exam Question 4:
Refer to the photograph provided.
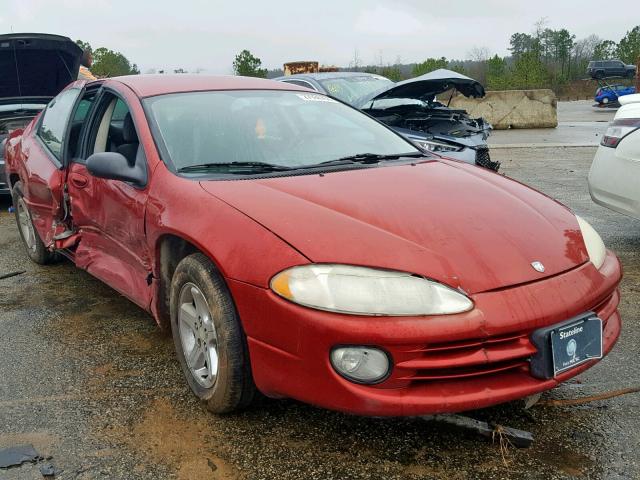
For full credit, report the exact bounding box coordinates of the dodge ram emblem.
[531,261,545,273]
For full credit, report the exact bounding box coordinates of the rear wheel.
[627,70,636,79]
[12,182,55,265]
[595,71,604,79]
[170,253,256,413]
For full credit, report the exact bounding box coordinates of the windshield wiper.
[177,161,293,173]
[177,153,427,174]
[311,152,426,168]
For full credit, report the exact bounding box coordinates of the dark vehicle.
[0,33,82,194]
[587,60,636,79]
[275,69,498,171]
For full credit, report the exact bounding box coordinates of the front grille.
[390,291,618,385]
[394,332,536,382]
[475,147,500,171]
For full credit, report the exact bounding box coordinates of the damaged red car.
[4,75,622,415]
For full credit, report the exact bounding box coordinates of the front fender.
[146,164,309,288]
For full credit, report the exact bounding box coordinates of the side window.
[68,90,98,160]
[72,97,94,124]
[38,88,81,160]
[111,99,129,122]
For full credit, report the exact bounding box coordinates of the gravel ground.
[1,145,639,479]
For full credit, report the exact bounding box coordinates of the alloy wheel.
[178,282,219,388]
[17,197,37,253]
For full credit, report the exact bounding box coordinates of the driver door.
[66,89,152,310]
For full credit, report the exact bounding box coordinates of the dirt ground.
[1,143,639,479]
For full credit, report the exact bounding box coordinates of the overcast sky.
[1,0,637,73]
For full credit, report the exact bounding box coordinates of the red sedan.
[4,75,621,415]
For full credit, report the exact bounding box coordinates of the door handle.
[70,173,88,189]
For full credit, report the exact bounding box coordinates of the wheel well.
[156,234,199,331]
[9,173,19,190]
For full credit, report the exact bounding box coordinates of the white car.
[589,94,640,218]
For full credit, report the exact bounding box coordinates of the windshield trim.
[142,89,422,180]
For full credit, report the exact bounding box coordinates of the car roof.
[277,72,390,81]
[109,74,312,98]
[0,32,76,42]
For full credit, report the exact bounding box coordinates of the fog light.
[330,346,390,384]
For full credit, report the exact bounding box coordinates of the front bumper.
[229,251,621,416]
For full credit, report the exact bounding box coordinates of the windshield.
[145,90,419,172]
[317,76,393,105]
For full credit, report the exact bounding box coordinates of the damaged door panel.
[11,83,86,247]
[66,92,152,309]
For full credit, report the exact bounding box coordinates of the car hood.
[0,33,82,100]
[353,69,486,108]
[620,93,640,105]
[200,160,588,294]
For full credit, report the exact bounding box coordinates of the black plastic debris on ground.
[0,444,42,468]
[40,462,59,477]
[0,270,26,280]
[424,414,534,448]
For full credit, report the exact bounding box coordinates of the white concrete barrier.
[450,89,558,129]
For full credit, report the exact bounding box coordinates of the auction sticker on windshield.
[296,93,337,102]
[550,317,603,375]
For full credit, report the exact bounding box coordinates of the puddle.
[532,444,593,477]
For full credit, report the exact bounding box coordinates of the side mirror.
[86,152,146,186]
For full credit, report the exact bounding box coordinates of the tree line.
[76,18,640,93]
[75,40,140,77]
[362,20,640,90]
[256,20,640,91]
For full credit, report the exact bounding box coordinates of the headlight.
[270,264,473,316]
[576,216,606,269]
[412,139,463,153]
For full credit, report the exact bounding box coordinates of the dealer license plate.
[550,317,603,376]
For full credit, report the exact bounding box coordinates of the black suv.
[587,60,636,79]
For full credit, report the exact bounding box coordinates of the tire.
[12,181,55,265]
[628,70,636,79]
[170,252,256,413]
[595,71,604,79]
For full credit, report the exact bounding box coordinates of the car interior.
[91,96,140,165]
